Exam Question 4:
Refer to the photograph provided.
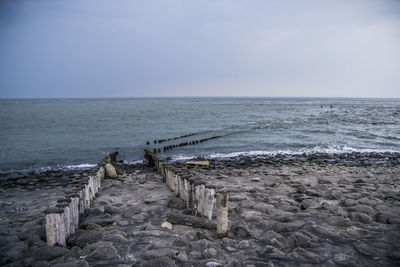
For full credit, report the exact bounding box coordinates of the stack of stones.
[145,149,229,236]
[44,153,118,247]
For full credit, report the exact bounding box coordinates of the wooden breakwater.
[144,149,229,236]
[44,152,118,247]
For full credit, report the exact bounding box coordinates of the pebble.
[226,246,237,252]
[161,221,173,230]
[238,240,250,249]
[206,262,223,267]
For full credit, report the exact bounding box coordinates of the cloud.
[0,0,399,98]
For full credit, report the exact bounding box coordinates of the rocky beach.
[0,152,399,266]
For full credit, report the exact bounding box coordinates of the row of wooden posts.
[44,153,118,247]
[147,135,223,154]
[145,149,229,236]
[148,132,200,145]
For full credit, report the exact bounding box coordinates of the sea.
[1,97,399,177]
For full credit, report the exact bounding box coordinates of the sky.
[0,0,399,98]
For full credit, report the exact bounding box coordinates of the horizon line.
[0,96,400,100]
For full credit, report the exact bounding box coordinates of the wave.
[123,159,144,165]
[0,163,97,179]
[171,145,400,162]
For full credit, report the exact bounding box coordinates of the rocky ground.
[0,156,400,266]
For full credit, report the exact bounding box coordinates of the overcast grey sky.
[0,0,399,98]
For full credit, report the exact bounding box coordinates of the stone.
[105,163,118,179]
[161,221,173,230]
[88,208,103,216]
[231,225,252,238]
[176,251,188,261]
[286,232,312,248]
[167,198,186,210]
[52,260,90,267]
[206,262,223,267]
[142,248,178,260]
[68,230,103,248]
[122,206,142,219]
[104,205,120,215]
[203,248,218,258]
[139,257,176,267]
[226,246,237,252]
[30,246,72,261]
[238,240,250,249]
[82,242,119,261]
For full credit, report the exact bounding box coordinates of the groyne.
[44,152,118,246]
[144,149,229,236]
[44,149,229,247]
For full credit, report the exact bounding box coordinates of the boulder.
[82,242,119,261]
[30,246,72,261]
[105,163,118,179]
[68,230,103,248]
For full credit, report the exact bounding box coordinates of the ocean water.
[0,97,399,175]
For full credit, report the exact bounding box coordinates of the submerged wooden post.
[203,187,216,220]
[216,192,229,236]
[45,208,66,247]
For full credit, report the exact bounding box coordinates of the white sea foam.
[64,163,96,169]
[123,159,144,165]
[171,145,400,161]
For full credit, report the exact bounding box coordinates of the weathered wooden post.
[172,171,180,196]
[165,166,173,190]
[55,202,71,238]
[77,187,85,216]
[87,176,95,201]
[216,191,229,236]
[57,198,75,235]
[98,165,105,185]
[183,176,192,208]
[66,193,80,231]
[178,175,186,201]
[193,181,206,216]
[203,186,216,220]
[83,183,90,209]
[45,208,66,247]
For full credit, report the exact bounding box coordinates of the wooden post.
[45,208,66,247]
[87,176,94,201]
[77,188,85,216]
[193,183,205,216]
[178,175,186,201]
[173,172,180,196]
[183,177,192,208]
[84,184,90,209]
[66,193,80,231]
[56,203,71,238]
[203,187,216,220]
[216,192,229,236]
